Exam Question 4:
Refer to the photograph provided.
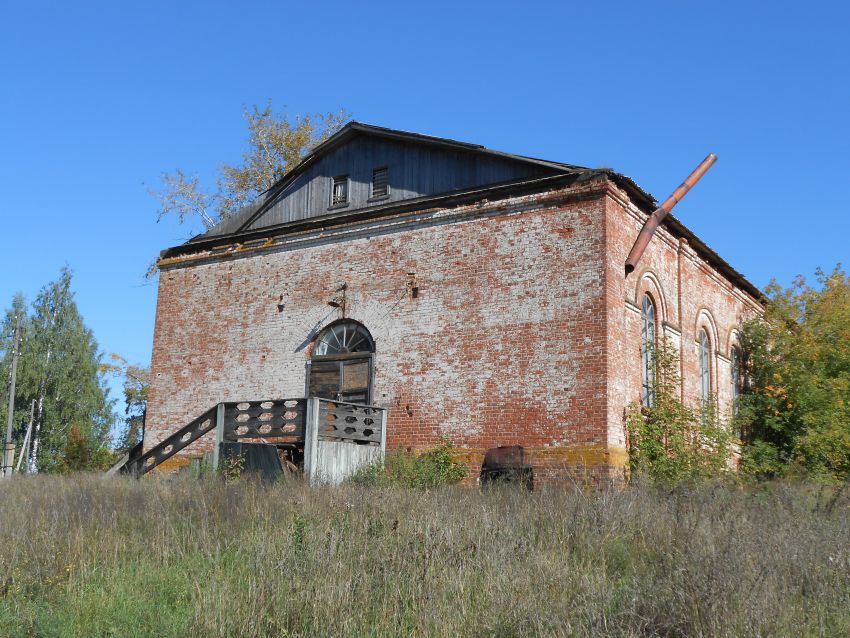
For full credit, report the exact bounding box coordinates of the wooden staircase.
[107,397,387,484]
[108,399,306,477]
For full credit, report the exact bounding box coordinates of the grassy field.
[0,475,848,637]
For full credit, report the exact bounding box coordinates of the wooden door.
[308,355,372,404]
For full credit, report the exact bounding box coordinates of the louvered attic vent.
[370,167,389,199]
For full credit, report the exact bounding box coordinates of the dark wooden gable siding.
[244,136,559,232]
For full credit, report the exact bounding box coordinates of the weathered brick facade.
[603,183,761,459]
[144,126,761,484]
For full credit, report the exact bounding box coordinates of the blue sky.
[1,0,848,405]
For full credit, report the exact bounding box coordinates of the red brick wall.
[145,177,761,483]
[146,182,621,482]
[603,183,762,457]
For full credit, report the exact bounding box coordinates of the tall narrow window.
[641,294,657,407]
[698,328,711,405]
[370,166,389,199]
[731,344,743,436]
[731,345,742,405]
[331,175,349,206]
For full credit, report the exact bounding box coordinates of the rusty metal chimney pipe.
[624,153,717,275]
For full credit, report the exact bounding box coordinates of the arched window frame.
[641,293,657,407]
[730,341,744,437]
[312,320,375,357]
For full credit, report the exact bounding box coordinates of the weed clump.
[351,441,467,488]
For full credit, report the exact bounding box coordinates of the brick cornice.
[158,178,609,271]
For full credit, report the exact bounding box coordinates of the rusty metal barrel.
[480,445,533,491]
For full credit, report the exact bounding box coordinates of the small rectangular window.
[331,175,349,206]
[370,167,389,199]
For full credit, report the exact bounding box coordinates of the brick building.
[143,123,762,483]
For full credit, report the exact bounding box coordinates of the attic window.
[331,175,349,206]
[370,167,389,199]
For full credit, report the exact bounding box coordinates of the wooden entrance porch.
[110,398,387,485]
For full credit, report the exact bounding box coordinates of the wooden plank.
[105,450,130,477]
[341,359,369,391]
[314,439,382,485]
[224,409,304,425]
[304,398,320,486]
[317,429,381,443]
[224,410,303,427]
[379,408,388,459]
[224,426,304,442]
[309,361,341,399]
[224,401,304,414]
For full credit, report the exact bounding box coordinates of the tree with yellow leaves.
[737,265,850,479]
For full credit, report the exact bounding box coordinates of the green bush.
[351,441,467,488]
[627,339,733,484]
[57,424,116,473]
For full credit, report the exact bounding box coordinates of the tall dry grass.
[0,474,848,637]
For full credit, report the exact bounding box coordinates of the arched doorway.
[307,320,374,404]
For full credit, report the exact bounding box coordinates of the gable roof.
[165,122,761,302]
[188,121,606,243]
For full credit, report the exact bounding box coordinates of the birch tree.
[0,294,30,446]
[150,103,349,231]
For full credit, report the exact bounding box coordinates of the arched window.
[309,321,375,404]
[641,294,657,407]
[313,321,374,356]
[698,328,711,405]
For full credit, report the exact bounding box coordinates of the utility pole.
[3,310,22,478]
